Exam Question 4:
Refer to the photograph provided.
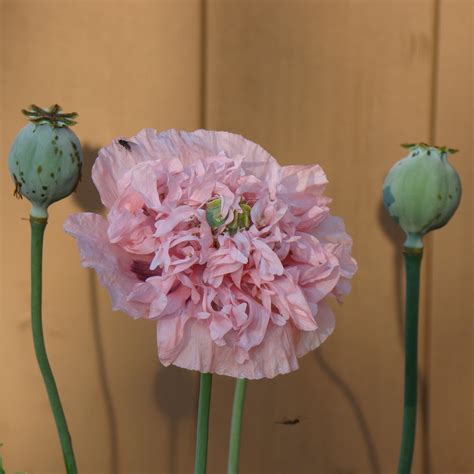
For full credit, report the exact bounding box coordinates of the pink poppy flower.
[64,129,356,379]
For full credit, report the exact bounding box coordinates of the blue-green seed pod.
[383,143,462,249]
[8,104,82,218]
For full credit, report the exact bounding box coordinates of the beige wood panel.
[0,1,201,472]
[205,1,437,473]
[1,1,471,473]
[430,1,473,472]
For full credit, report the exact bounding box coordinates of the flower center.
[205,198,252,235]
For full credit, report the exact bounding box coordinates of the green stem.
[227,378,247,474]
[30,218,78,474]
[397,248,423,474]
[194,372,213,474]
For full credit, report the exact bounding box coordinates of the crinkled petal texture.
[64,129,357,379]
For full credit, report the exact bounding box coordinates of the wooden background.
[0,0,472,472]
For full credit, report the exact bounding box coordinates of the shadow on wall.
[72,143,120,473]
[314,350,381,474]
[153,365,196,474]
[72,143,197,473]
[377,200,405,349]
[304,199,406,474]
[376,199,431,472]
[73,143,104,214]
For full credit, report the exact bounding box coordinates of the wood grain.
[429,1,473,472]
[205,1,437,472]
[0,1,201,472]
[1,0,472,472]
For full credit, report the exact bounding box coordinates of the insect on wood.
[274,417,301,425]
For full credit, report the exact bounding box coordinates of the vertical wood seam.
[200,0,208,129]
[422,0,442,472]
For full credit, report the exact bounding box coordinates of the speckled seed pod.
[383,143,462,248]
[8,104,83,218]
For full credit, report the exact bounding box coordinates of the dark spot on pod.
[21,178,25,184]
[20,171,24,176]
[15,161,19,165]
[58,167,61,172]
[436,213,442,219]
[32,190,36,193]
[12,174,23,199]
[59,149,63,156]
[438,194,442,200]
[448,194,453,199]
[41,194,45,197]
[55,135,59,140]
[42,186,48,190]
[51,140,56,145]
[54,147,59,154]
[427,150,431,156]
[50,173,55,178]
[71,141,77,150]
[119,139,131,151]
[37,165,43,173]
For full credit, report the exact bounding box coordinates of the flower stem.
[227,378,247,474]
[30,218,77,474]
[194,372,213,474]
[397,248,423,474]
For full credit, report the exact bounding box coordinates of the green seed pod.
[8,104,83,218]
[383,143,462,249]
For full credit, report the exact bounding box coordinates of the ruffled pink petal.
[209,313,234,345]
[127,162,162,210]
[107,204,156,255]
[153,206,196,239]
[92,137,151,208]
[266,276,317,331]
[295,300,335,357]
[279,164,328,195]
[252,239,284,280]
[67,128,357,379]
[233,291,271,352]
[156,312,191,363]
[313,215,358,281]
[160,318,299,379]
[64,213,147,318]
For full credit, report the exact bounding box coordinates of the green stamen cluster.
[205,198,252,235]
